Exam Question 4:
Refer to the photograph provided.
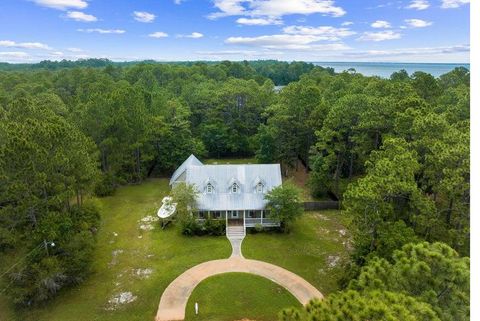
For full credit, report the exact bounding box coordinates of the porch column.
[208,210,210,219]
[261,210,263,225]
[243,210,246,234]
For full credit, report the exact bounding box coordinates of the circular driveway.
[155,256,323,320]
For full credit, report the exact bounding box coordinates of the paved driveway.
[155,233,323,321]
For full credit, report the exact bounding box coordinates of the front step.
[227,226,245,239]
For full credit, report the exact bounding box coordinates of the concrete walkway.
[155,235,323,321]
[227,225,245,258]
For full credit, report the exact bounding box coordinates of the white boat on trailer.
[157,196,177,219]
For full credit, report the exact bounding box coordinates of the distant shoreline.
[0,59,469,78]
[313,61,470,78]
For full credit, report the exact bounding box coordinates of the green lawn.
[243,210,351,294]
[204,157,257,165]
[0,179,350,321]
[185,273,301,321]
[0,179,231,321]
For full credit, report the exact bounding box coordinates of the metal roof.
[169,154,203,185]
[183,162,282,211]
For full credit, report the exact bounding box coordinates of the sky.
[0,0,470,63]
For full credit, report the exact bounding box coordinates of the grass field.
[0,179,231,321]
[243,210,350,294]
[203,157,257,165]
[0,175,349,321]
[185,273,301,321]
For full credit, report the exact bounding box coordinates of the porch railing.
[245,218,280,227]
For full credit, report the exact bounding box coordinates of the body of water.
[313,62,470,78]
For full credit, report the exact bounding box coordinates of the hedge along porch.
[170,155,282,230]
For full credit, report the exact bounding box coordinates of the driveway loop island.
[155,232,324,321]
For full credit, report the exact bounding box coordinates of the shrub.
[0,226,15,251]
[6,204,101,305]
[94,172,117,196]
[203,218,226,236]
[180,217,202,236]
[180,217,226,236]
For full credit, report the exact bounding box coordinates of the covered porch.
[195,209,280,227]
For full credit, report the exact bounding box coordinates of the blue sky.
[0,0,470,63]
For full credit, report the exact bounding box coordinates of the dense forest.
[0,60,469,318]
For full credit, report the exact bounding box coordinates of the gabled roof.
[169,154,203,185]
[185,163,282,211]
[185,164,281,194]
[169,155,282,211]
[227,177,242,190]
[252,176,266,186]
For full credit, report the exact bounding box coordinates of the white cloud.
[282,25,356,40]
[177,32,204,38]
[367,2,395,9]
[32,0,87,10]
[341,21,353,26]
[0,51,29,58]
[133,11,156,23]
[357,30,401,41]
[149,31,169,38]
[343,44,469,58]
[441,0,469,8]
[77,28,126,34]
[236,17,282,25]
[0,40,52,50]
[405,0,430,10]
[67,47,84,52]
[66,11,97,22]
[225,34,350,50]
[404,18,432,27]
[226,34,320,48]
[371,20,391,28]
[174,0,184,3]
[196,49,284,57]
[208,0,346,20]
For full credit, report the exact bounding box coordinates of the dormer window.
[232,183,239,194]
[256,182,264,193]
[206,183,213,194]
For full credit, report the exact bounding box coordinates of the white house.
[169,155,282,228]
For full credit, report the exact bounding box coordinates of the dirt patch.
[132,268,153,279]
[141,215,159,222]
[138,215,159,231]
[106,292,137,310]
[326,255,341,268]
[315,226,331,237]
[109,249,124,266]
[312,213,331,221]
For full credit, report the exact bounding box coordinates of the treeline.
[0,60,318,304]
[0,59,317,85]
[0,60,469,317]
[257,66,470,320]
[256,66,469,257]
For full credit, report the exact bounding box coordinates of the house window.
[232,183,239,193]
[256,183,264,193]
[206,183,213,194]
[248,211,255,218]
